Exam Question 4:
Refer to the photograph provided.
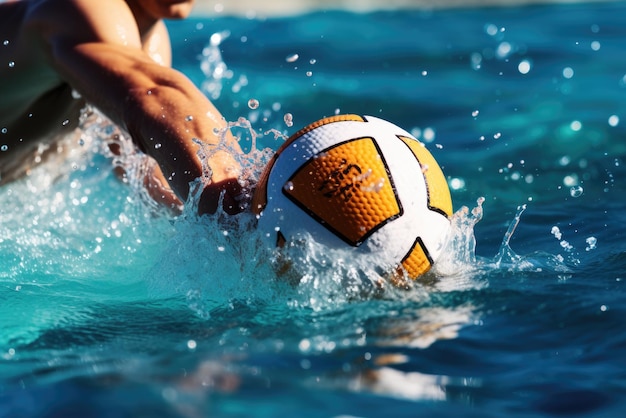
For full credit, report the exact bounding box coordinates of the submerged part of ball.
[252,114,453,279]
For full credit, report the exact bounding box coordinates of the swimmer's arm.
[26,0,242,213]
[51,42,243,214]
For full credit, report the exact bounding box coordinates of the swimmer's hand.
[198,177,243,215]
[197,149,244,216]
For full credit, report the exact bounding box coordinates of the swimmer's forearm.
[51,42,242,211]
[122,72,243,211]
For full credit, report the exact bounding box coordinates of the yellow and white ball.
[252,114,453,279]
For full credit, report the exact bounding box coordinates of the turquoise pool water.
[2,2,626,417]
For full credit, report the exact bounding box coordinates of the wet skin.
[0,0,243,214]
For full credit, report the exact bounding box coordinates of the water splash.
[1,104,576,323]
[200,31,233,100]
[492,203,527,267]
[550,225,581,267]
[0,109,178,346]
[164,185,587,317]
[0,100,578,350]
[435,198,484,276]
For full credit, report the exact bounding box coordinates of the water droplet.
[518,59,532,74]
[422,127,435,142]
[284,181,294,191]
[62,119,70,126]
[470,52,483,70]
[559,156,571,167]
[449,177,465,191]
[146,89,152,95]
[1,127,6,134]
[608,115,619,127]
[562,67,574,79]
[185,115,194,122]
[3,40,8,46]
[496,42,512,58]
[472,110,480,117]
[78,138,85,146]
[286,53,299,63]
[71,89,82,99]
[154,143,162,149]
[563,174,578,187]
[305,71,313,77]
[1,145,8,151]
[484,23,498,36]
[248,98,259,109]
[309,58,317,65]
[493,132,501,139]
[570,185,583,197]
[585,236,597,251]
[283,113,293,127]
[8,61,14,68]
[421,70,428,76]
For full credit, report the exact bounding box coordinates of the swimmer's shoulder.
[9,0,171,64]
[142,20,172,66]
[24,0,144,48]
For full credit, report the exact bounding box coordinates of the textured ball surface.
[252,114,453,279]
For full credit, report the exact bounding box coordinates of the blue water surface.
[2,2,626,417]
